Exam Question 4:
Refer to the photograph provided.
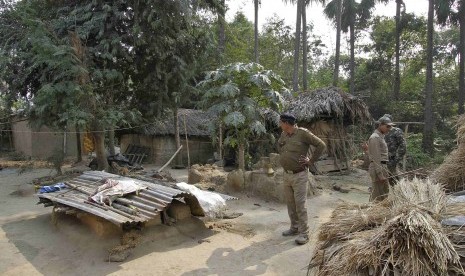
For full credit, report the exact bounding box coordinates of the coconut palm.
[254,0,260,63]
[423,0,435,154]
[325,0,387,94]
[436,0,465,114]
[283,0,325,92]
[393,0,405,100]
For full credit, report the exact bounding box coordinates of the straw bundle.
[310,177,465,276]
[317,202,390,244]
[432,115,465,192]
[390,177,447,217]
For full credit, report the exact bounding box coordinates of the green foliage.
[197,62,289,149]
[405,133,433,170]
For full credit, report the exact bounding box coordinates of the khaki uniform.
[368,129,389,201]
[278,127,326,234]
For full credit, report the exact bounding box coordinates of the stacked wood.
[309,178,465,276]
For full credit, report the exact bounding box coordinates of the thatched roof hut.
[141,108,215,137]
[286,87,372,124]
[285,87,372,172]
[119,109,216,165]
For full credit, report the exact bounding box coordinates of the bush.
[405,133,447,171]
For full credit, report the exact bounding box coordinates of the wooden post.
[403,124,409,171]
[183,114,190,168]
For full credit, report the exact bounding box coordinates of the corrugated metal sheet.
[37,171,236,228]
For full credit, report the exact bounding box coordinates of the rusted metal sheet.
[37,171,208,228]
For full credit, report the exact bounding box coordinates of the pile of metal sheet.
[37,171,235,229]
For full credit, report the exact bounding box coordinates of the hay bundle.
[318,201,390,244]
[390,177,447,216]
[432,115,465,192]
[310,177,465,276]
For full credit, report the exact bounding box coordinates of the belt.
[284,168,307,174]
[371,161,388,164]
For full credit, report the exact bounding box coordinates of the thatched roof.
[285,87,372,124]
[142,109,215,137]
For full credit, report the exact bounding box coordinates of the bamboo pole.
[183,114,190,168]
[157,145,183,173]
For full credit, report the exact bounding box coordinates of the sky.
[226,0,429,53]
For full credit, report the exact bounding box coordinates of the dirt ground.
[0,164,371,276]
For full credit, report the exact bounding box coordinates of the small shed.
[285,87,372,172]
[119,109,215,166]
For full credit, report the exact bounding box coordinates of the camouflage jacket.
[384,127,406,164]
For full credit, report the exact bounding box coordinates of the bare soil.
[0,164,370,276]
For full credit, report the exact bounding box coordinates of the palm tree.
[393,0,405,100]
[254,0,260,63]
[325,0,386,94]
[459,1,465,114]
[423,0,435,154]
[284,0,325,92]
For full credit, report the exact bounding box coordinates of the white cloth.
[175,182,226,218]
[90,179,146,204]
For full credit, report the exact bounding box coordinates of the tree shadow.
[182,237,297,276]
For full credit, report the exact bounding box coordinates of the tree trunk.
[349,21,355,95]
[92,129,108,171]
[459,12,465,115]
[422,0,434,155]
[292,0,303,92]
[254,0,259,63]
[393,0,402,100]
[108,127,115,156]
[302,2,308,91]
[332,0,342,87]
[76,124,82,162]
[174,109,183,167]
[218,0,226,63]
[238,143,245,171]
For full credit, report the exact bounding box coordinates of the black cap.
[280,113,296,125]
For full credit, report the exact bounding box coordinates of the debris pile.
[188,164,227,192]
[309,178,465,276]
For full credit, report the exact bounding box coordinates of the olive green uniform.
[368,129,389,201]
[278,127,326,235]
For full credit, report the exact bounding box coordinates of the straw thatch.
[309,177,465,276]
[285,87,372,125]
[432,115,465,192]
[141,109,215,136]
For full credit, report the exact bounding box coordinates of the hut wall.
[120,134,214,166]
[11,119,80,158]
[11,119,32,156]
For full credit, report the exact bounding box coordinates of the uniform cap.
[377,116,395,126]
[383,114,393,120]
[280,113,296,124]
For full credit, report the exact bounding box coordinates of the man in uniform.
[368,116,393,201]
[278,113,326,245]
[383,114,406,185]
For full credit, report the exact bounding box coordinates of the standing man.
[278,113,326,245]
[383,114,406,185]
[367,116,393,201]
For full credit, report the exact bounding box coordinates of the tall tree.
[325,0,387,94]
[459,1,465,114]
[423,0,435,154]
[394,0,405,100]
[436,0,465,114]
[254,0,260,63]
[293,0,304,92]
